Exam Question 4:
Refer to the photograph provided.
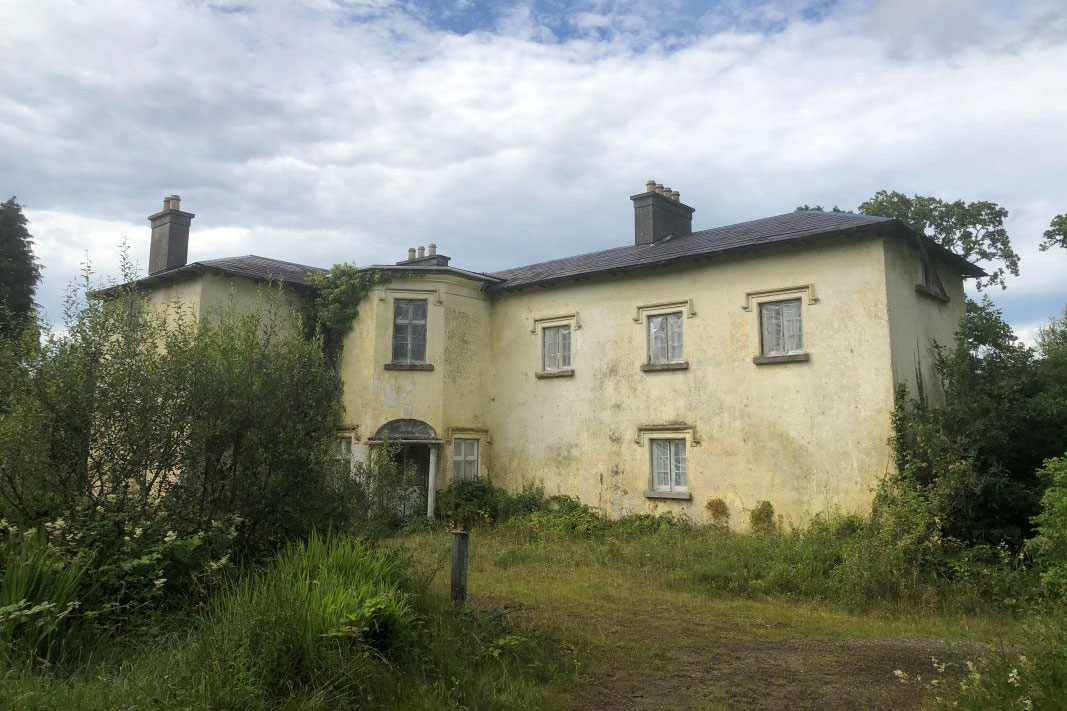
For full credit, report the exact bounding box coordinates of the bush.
[1029,455,1067,599]
[436,479,548,530]
[0,263,352,634]
[705,498,730,527]
[749,500,777,532]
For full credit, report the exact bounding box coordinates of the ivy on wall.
[305,264,389,363]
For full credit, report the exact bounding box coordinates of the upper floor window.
[759,299,803,356]
[648,312,684,364]
[651,438,687,492]
[452,438,480,481]
[543,325,571,372]
[392,299,427,364]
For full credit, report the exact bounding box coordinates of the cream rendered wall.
[338,273,493,481]
[144,273,307,331]
[146,278,203,321]
[486,236,900,527]
[881,238,967,403]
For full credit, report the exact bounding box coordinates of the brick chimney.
[630,179,694,246]
[148,195,195,274]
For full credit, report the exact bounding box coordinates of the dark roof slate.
[488,211,983,291]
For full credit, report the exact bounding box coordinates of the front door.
[391,444,429,515]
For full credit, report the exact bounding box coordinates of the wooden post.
[450,529,469,605]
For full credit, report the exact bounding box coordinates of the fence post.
[451,529,469,605]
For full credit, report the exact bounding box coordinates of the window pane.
[410,300,427,323]
[782,300,802,353]
[560,326,571,368]
[410,323,426,362]
[394,300,410,323]
[465,439,479,459]
[760,302,783,355]
[671,440,688,489]
[649,315,667,363]
[453,440,463,459]
[392,323,409,362]
[652,440,670,489]
[667,313,683,362]
[544,327,558,370]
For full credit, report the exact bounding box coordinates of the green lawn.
[391,530,1020,711]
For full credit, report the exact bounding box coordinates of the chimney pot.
[428,243,437,256]
[407,247,417,260]
[417,246,425,258]
[148,196,194,274]
[670,190,680,201]
[645,179,657,193]
[655,183,665,194]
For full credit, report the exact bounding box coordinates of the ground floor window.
[651,438,687,492]
[335,433,353,470]
[452,438,480,481]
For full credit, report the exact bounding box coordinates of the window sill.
[641,361,689,372]
[384,362,435,371]
[644,490,692,501]
[915,283,950,303]
[752,353,810,365]
[535,368,574,379]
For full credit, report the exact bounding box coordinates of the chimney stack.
[417,246,425,258]
[630,179,694,246]
[148,195,195,274]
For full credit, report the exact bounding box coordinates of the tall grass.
[0,531,84,661]
[0,533,571,710]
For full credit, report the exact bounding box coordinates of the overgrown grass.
[436,480,1036,617]
[0,533,573,710]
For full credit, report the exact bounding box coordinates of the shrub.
[705,498,730,528]
[0,262,353,634]
[436,479,515,529]
[749,500,777,532]
[1029,455,1067,599]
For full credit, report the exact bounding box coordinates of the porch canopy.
[367,418,443,444]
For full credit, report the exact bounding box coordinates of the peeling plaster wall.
[486,236,902,528]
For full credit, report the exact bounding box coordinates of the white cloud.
[3,0,1066,331]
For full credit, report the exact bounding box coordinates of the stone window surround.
[382,287,441,371]
[636,424,697,501]
[445,426,490,482]
[531,313,579,378]
[744,285,816,366]
[635,299,695,372]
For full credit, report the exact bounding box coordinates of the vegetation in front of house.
[0,262,573,709]
[0,533,573,710]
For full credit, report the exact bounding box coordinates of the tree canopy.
[796,190,1022,290]
[0,197,42,336]
[1040,213,1067,251]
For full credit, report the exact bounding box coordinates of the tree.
[1039,213,1067,251]
[0,197,42,336]
[857,191,1019,290]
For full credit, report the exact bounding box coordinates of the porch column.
[427,445,438,518]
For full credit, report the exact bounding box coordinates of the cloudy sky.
[3,0,1066,338]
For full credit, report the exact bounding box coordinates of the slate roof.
[102,255,328,295]
[106,210,983,297]
[488,211,984,291]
